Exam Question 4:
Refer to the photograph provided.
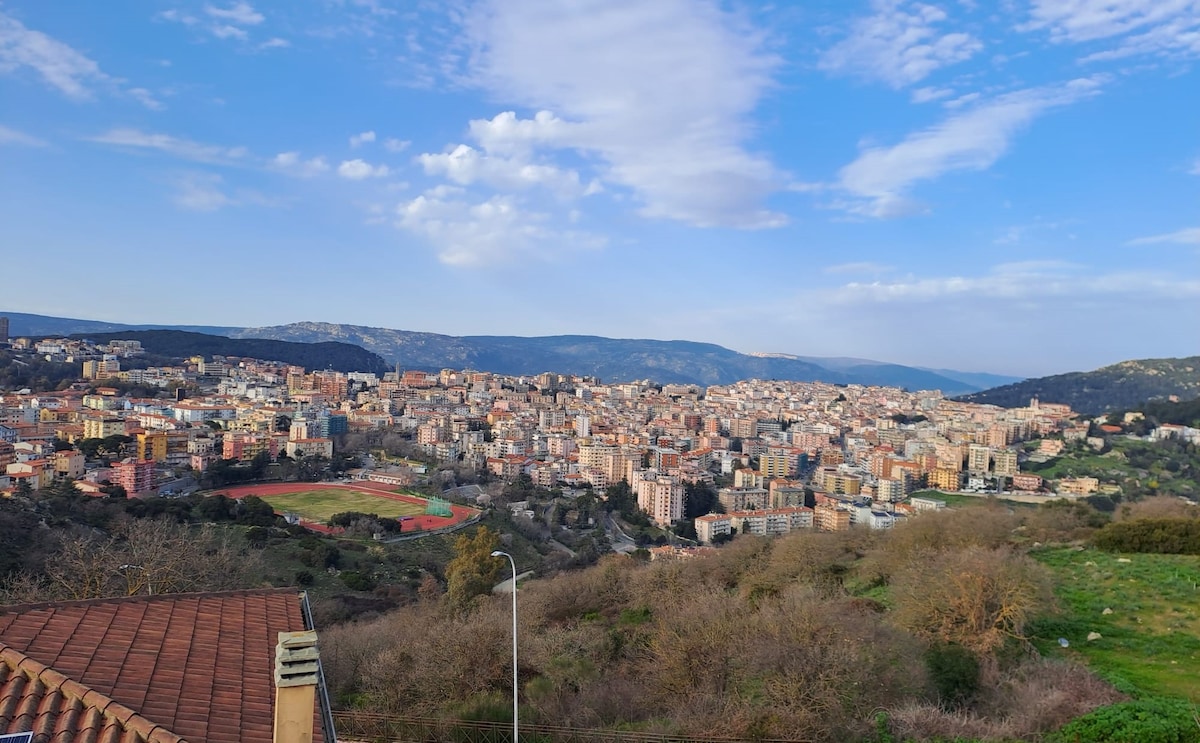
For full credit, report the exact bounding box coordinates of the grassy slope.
[908,489,1038,508]
[261,488,427,521]
[1032,546,1200,702]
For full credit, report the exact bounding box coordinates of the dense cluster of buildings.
[3,331,1141,539]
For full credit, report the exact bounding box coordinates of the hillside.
[4,311,1013,393]
[67,330,390,375]
[1,311,235,337]
[957,357,1200,415]
[228,321,992,392]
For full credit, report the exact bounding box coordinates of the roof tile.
[0,588,315,743]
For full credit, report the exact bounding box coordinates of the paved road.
[605,513,639,554]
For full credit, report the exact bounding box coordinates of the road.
[605,513,639,554]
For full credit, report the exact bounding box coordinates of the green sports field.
[260,489,427,522]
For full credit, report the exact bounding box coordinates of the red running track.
[216,481,477,533]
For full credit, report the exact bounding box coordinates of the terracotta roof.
[0,589,318,743]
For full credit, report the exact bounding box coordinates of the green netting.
[424,496,453,518]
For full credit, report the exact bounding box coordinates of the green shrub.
[1048,697,1200,743]
[1093,518,1200,554]
[340,570,377,591]
[924,643,980,707]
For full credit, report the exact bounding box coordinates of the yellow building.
[83,417,126,440]
[758,453,791,479]
[138,432,169,462]
[822,471,861,496]
[929,467,962,491]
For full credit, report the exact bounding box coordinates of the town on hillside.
[4,323,1194,546]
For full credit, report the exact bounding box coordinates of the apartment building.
[694,513,732,545]
[635,473,684,526]
[112,458,155,496]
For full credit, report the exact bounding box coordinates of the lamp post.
[491,550,518,743]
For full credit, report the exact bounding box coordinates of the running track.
[217,481,477,533]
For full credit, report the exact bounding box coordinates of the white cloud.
[836,76,1105,217]
[260,37,290,49]
[782,262,1200,374]
[1022,0,1200,60]
[127,87,164,110]
[1023,0,1195,42]
[271,151,330,177]
[157,10,198,26]
[819,0,982,88]
[89,128,248,164]
[417,143,592,198]
[338,158,390,179]
[383,137,410,153]
[0,10,109,99]
[1191,157,1200,175]
[396,189,605,266]
[911,85,955,103]
[0,124,47,147]
[204,2,265,26]
[829,262,1200,303]
[210,24,249,40]
[1128,227,1200,245]
[172,172,235,211]
[453,0,786,228]
[349,130,376,148]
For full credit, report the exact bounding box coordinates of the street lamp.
[491,550,518,743]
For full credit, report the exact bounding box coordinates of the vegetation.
[1032,546,1200,703]
[0,349,81,391]
[956,356,1200,414]
[1094,518,1200,555]
[66,329,390,374]
[322,506,1131,742]
[1026,438,1200,499]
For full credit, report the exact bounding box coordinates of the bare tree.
[890,546,1054,655]
[4,518,265,602]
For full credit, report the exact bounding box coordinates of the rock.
[1102,608,1113,615]
[1085,561,1096,566]
[1087,632,1103,642]
[1117,558,1132,563]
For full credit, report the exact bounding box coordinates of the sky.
[0,0,1197,378]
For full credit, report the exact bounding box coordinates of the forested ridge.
[67,329,390,374]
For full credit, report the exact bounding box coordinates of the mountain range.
[1,311,1019,394]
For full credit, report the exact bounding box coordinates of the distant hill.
[2,310,1014,393]
[956,357,1200,415]
[2,311,234,337]
[227,321,988,392]
[67,330,390,375]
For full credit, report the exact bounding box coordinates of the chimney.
[274,630,320,743]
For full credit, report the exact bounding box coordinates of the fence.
[380,511,483,544]
[331,711,809,743]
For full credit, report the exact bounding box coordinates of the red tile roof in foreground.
[0,588,313,743]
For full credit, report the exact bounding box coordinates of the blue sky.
[0,0,1197,377]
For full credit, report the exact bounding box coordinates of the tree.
[14,478,32,497]
[444,526,502,610]
[890,546,1053,656]
[27,518,264,600]
[684,482,719,520]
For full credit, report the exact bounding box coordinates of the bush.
[294,569,315,586]
[1093,518,1200,554]
[924,643,979,707]
[341,571,377,592]
[1048,697,1200,743]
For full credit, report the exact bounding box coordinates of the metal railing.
[331,711,809,743]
